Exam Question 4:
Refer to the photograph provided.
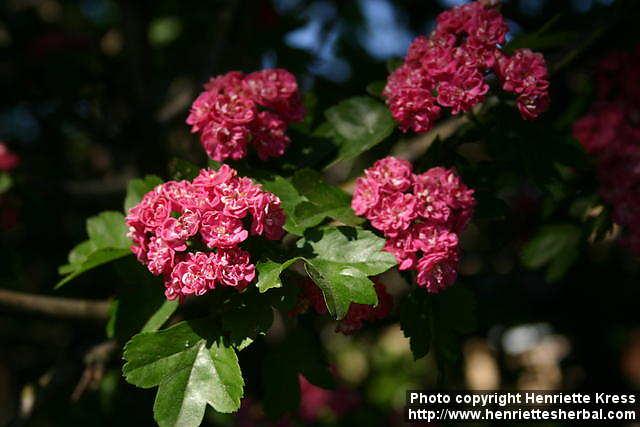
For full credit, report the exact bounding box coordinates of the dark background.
[1,0,639,426]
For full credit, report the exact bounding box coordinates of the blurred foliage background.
[1,0,640,426]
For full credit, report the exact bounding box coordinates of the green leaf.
[63,240,98,270]
[221,290,274,348]
[366,81,386,99]
[260,170,362,235]
[124,175,163,212]
[259,175,307,235]
[291,169,363,229]
[86,211,130,249]
[520,224,581,282]
[169,157,200,180]
[109,257,178,342]
[107,259,179,340]
[0,172,12,194]
[398,290,432,360]
[297,226,396,319]
[322,96,395,165]
[57,211,131,288]
[142,300,179,333]
[255,258,301,293]
[123,321,244,427]
[56,248,131,288]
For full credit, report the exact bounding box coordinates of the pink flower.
[351,157,474,292]
[516,88,550,121]
[437,67,489,115]
[218,177,262,219]
[421,37,458,79]
[384,228,419,270]
[384,1,549,132]
[384,63,433,96]
[200,121,249,162]
[498,48,550,120]
[146,237,176,276]
[249,192,286,240]
[369,193,418,236]
[251,111,290,160]
[200,211,248,248]
[131,191,173,230]
[215,248,255,290]
[164,252,217,300]
[435,2,483,36]
[243,69,298,104]
[187,69,304,162]
[160,180,213,214]
[0,143,19,172]
[416,253,459,293]
[186,91,216,133]
[193,165,237,190]
[351,177,381,216]
[465,4,508,47]
[203,71,244,93]
[498,49,549,94]
[160,210,200,250]
[365,156,414,193]
[213,93,256,125]
[243,68,306,122]
[128,227,149,264]
[387,88,442,133]
[414,167,475,232]
[412,223,459,253]
[127,165,286,299]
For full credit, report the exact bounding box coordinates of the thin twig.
[71,340,117,401]
[0,288,109,320]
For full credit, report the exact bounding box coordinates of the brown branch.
[0,289,109,320]
[71,340,118,402]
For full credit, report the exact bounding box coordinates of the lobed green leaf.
[321,96,395,166]
[123,319,244,427]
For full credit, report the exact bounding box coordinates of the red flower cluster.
[352,157,474,292]
[573,46,640,254]
[126,165,285,300]
[292,280,393,334]
[383,0,549,133]
[187,69,305,162]
[298,375,359,423]
[0,142,19,172]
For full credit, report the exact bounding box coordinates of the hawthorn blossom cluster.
[573,45,640,254]
[292,280,393,334]
[186,69,305,162]
[383,0,549,133]
[126,165,285,300]
[352,157,474,292]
